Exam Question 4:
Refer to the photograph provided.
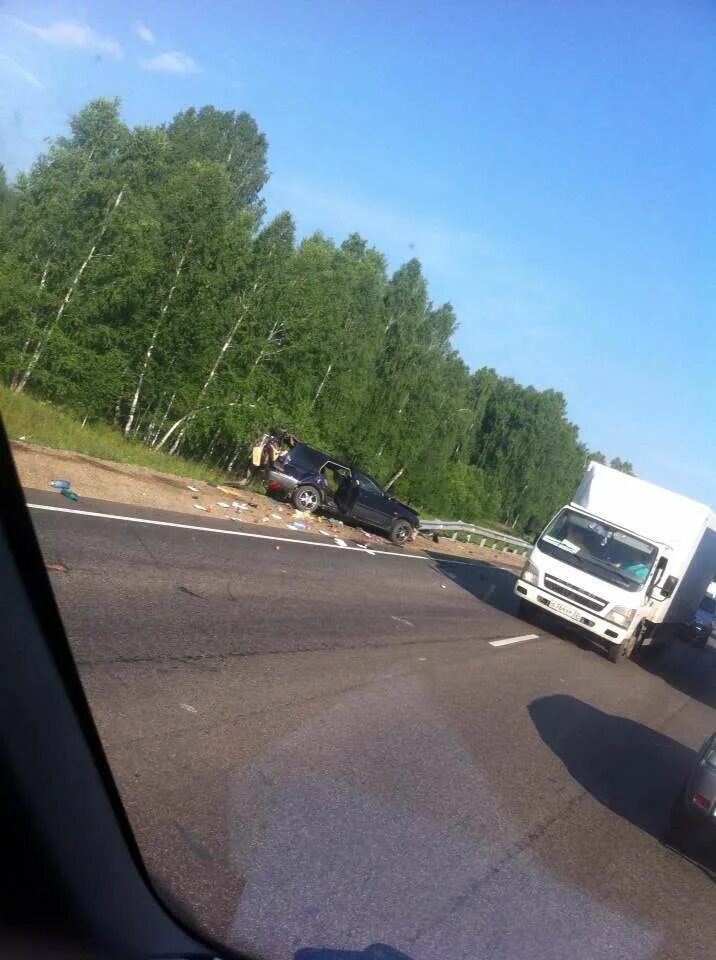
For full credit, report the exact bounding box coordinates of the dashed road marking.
[489,633,540,648]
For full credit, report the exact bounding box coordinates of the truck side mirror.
[661,575,678,599]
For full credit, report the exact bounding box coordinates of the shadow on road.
[637,641,716,712]
[429,552,600,651]
[296,946,414,960]
[427,552,522,617]
[529,694,693,839]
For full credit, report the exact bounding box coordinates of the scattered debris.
[46,562,68,574]
[292,521,308,530]
[18,435,27,441]
[50,479,71,490]
[234,502,250,511]
[334,537,347,547]
[61,489,79,502]
[261,517,269,523]
[390,615,414,627]
[441,584,446,589]
[275,545,280,550]
[418,657,427,662]
[271,513,283,520]
[318,529,332,537]
[179,703,198,714]
[356,543,375,555]
[216,485,237,497]
[187,485,199,493]
[216,501,231,508]
[193,504,208,511]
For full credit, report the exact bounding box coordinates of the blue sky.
[1,1,714,502]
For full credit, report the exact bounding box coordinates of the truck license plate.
[547,599,583,622]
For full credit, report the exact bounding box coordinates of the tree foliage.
[0,98,632,534]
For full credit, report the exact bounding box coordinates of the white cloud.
[0,53,43,89]
[13,17,122,58]
[133,20,155,45]
[140,51,199,75]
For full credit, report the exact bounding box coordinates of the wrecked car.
[264,442,419,545]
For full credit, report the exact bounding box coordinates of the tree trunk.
[312,362,333,407]
[11,258,51,390]
[124,234,192,434]
[150,392,176,447]
[385,467,404,490]
[14,188,124,393]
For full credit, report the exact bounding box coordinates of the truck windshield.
[537,508,657,591]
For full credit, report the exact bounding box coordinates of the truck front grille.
[543,575,607,612]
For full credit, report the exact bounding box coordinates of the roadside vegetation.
[0,99,632,535]
[0,387,222,483]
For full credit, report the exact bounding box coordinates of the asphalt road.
[27,488,716,960]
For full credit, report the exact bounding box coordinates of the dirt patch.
[12,441,525,569]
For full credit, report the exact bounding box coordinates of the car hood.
[386,495,419,519]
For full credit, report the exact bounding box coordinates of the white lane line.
[26,503,428,561]
[489,633,539,648]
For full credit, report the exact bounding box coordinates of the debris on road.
[16,441,525,572]
[334,537,347,547]
[179,703,198,714]
[193,504,208,512]
[216,501,231,508]
[61,489,79,502]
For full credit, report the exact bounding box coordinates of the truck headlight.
[605,606,636,628]
[521,560,539,585]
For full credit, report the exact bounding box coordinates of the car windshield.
[538,509,657,591]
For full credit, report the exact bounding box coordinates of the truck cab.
[515,504,677,661]
[513,460,716,663]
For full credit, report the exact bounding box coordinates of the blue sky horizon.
[1,2,714,503]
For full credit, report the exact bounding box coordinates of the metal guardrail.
[419,518,532,551]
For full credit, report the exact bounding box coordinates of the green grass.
[0,387,226,483]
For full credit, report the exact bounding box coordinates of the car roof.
[293,443,349,469]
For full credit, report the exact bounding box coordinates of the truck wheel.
[607,643,622,663]
[390,519,414,545]
[292,484,320,513]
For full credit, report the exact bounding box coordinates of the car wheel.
[390,518,413,545]
[292,484,321,513]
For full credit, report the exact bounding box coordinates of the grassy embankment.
[0,387,225,484]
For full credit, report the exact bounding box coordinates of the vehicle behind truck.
[515,462,716,662]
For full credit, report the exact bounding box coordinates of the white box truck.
[514,462,716,662]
